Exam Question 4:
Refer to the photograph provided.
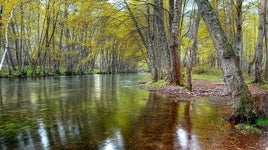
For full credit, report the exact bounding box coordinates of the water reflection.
[38,119,49,150]
[0,74,267,149]
[124,93,179,149]
[99,130,124,150]
[175,101,200,150]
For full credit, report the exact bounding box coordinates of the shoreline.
[140,79,267,98]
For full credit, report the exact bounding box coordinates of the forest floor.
[149,79,267,98]
[140,79,267,99]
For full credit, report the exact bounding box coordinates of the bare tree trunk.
[0,9,13,71]
[186,11,201,91]
[153,0,169,79]
[224,0,234,43]
[195,0,254,121]
[145,0,158,81]
[19,3,26,76]
[264,0,268,81]
[124,0,160,81]
[254,1,264,83]
[0,5,3,51]
[168,0,182,85]
[234,0,243,68]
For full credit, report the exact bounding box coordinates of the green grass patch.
[260,84,268,91]
[145,79,168,89]
[191,65,223,82]
[193,65,222,75]
[192,74,224,82]
[256,118,268,127]
[234,123,262,134]
[91,69,100,74]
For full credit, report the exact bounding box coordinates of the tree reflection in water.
[124,92,179,149]
[0,75,267,149]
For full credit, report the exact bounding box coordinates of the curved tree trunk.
[195,0,254,121]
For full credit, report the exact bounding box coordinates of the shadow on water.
[0,74,267,149]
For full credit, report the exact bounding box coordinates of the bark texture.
[254,1,264,83]
[195,0,254,120]
[186,11,200,91]
[168,0,182,85]
[234,0,243,67]
[264,0,268,81]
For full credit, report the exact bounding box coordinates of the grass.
[191,65,223,82]
[234,123,262,134]
[144,79,168,89]
[91,69,100,74]
[192,74,224,82]
[256,118,268,127]
[260,84,268,91]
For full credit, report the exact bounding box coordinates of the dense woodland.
[0,0,268,119]
[0,0,264,79]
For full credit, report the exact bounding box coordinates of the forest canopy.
[0,0,263,80]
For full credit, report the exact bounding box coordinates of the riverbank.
[139,79,267,98]
[139,78,268,135]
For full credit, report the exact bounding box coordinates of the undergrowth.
[145,79,167,89]
[256,118,268,127]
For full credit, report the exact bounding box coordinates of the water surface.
[0,74,267,149]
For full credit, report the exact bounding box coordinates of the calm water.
[0,74,267,150]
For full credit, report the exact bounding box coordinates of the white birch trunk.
[0,9,13,71]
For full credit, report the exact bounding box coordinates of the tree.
[233,0,244,67]
[254,0,265,83]
[0,8,13,71]
[168,0,182,85]
[0,5,3,52]
[186,10,201,91]
[124,0,183,84]
[264,0,268,81]
[195,0,255,121]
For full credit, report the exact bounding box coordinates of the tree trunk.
[153,0,168,79]
[145,0,158,81]
[254,1,264,83]
[168,0,182,85]
[234,0,243,68]
[264,0,268,81]
[19,4,26,76]
[224,0,234,43]
[0,9,14,71]
[124,0,159,81]
[0,5,3,60]
[186,11,201,91]
[195,0,254,121]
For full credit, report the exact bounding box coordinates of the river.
[0,74,267,149]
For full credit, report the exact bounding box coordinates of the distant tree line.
[0,0,144,77]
